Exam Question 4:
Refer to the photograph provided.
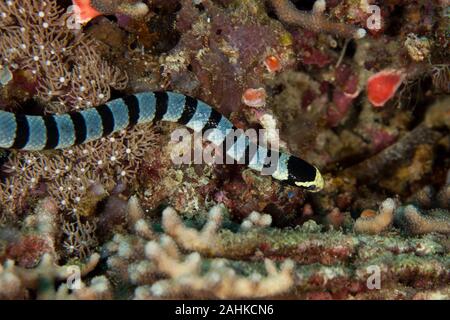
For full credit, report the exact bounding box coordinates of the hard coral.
[367,69,405,107]
[0,253,102,299]
[395,205,450,236]
[138,241,295,299]
[103,197,450,299]
[271,0,367,39]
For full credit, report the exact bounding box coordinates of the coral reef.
[1,194,449,299]
[0,198,105,299]
[271,0,367,39]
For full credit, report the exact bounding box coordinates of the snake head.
[286,157,324,192]
[294,168,324,193]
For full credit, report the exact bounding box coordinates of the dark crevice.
[195,3,206,12]
[344,39,357,59]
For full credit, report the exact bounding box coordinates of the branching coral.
[240,211,273,231]
[0,0,449,300]
[395,205,450,236]
[101,197,450,299]
[62,217,98,259]
[55,275,112,300]
[126,195,156,240]
[353,196,450,236]
[0,198,103,299]
[138,240,295,299]
[271,0,367,39]
[1,194,449,300]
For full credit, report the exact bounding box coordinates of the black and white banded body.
[0,91,324,192]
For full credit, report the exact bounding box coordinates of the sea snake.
[0,91,324,192]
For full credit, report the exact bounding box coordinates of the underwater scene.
[0,0,449,301]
